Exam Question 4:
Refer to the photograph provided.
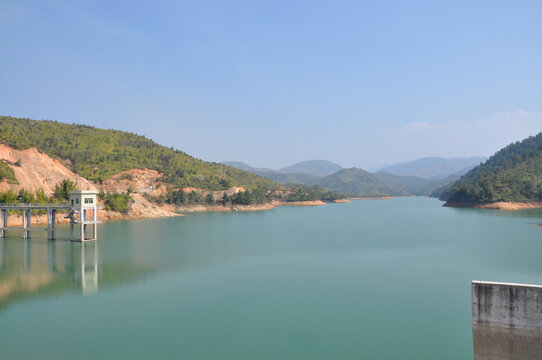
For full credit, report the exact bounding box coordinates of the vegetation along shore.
[0,116,352,224]
[1,116,541,219]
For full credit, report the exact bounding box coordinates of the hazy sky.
[1,0,542,169]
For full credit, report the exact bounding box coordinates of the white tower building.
[69,190,99,241]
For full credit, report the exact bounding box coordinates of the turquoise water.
[1,197,541,359]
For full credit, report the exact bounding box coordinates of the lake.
[1,197,541,359]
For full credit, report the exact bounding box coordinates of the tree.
[53,179,77,201]
[0,190,17,203]
[35,188,49,203]
[220,193,230,205]
[167,189,187,205]
[100,191,132,211]
[188,191,201,204]
[205,193,214,205]
[17,189,36,203]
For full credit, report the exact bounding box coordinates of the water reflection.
[449,205,542,222]
[0,215,257,311]
[0,238,100,310]
[473,324,542,360]
[81,242,98,294]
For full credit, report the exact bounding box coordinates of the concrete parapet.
[472,281,542,360]
[472,280,542,330]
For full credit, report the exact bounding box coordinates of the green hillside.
[427,174,462,198]
[374,171,459,197]
[374,172,432,195]
[226,161,412,196]
[252,171,322,185]
[0,160,18,184]
[445,132,542,204]
[315,168,409,196]
[223,162,322,185]
[222,161,273,173]
[0,116,279,191]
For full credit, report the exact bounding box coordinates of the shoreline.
[1,199,339,226]
[333,199,351,203]
[445,201,542,211]
[349,196,393,200]
[175,200,328,213]
[3,209,183,227]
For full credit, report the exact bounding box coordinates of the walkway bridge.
[0,190,100,242]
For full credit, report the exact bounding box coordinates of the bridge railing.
[0,203,71,207]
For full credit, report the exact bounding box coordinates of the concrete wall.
[472,281,542,360]
[472,281,542,330]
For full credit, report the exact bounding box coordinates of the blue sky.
[1,0,542,169]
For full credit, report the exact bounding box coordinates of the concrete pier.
[472,280,542,359]
[0,204,69,240]
[0,190,100,241]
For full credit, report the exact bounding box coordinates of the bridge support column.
[51,210,56,240]
[27,209,31,239]
[47,208,52,240]
[80,209,85,242]
[0,209,3,238]
[92,209,97,240]
[2,210,7,238]
[21,209,27,239]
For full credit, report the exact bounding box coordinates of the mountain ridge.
[314,168,409,196]
[0,116,347,212]
[0,116,279,191]
[277,160,343,177]
[226,160,460,197]
[373,156,487,179]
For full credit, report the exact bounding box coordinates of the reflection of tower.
[0,239,101,307]
[81,242,99,295]
[0,237,3,269]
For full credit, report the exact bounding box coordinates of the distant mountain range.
[373,172,461,196]
[276,160,343,177]
[220,161,273,173]
[371,156,487,179]
[223,160,342,177]
[222,160,340,187]
[224,158,475,197]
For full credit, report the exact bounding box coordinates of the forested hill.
[0,116,278,191]
[373,171,460,196]
[225,161,410,196]
[444,132,542,205]
[315,168,409,196]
